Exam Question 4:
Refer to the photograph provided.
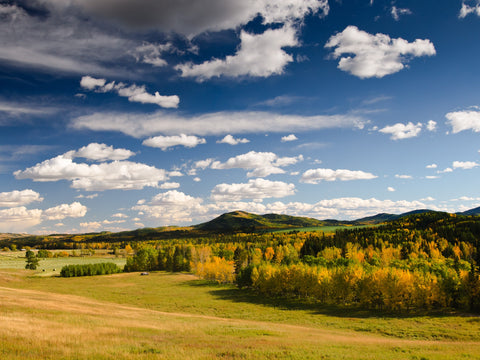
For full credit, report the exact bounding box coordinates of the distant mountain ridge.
[458,206,480,216]
[354,209,434,224]
[2,206,480,239]
[194,206,480,232]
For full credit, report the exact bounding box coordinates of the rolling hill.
[194,211,325,232]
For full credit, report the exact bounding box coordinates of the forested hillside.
[122,212,480,313]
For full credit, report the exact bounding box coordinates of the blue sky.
[1,0,480,234]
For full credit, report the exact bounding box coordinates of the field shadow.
[185,279,454,320]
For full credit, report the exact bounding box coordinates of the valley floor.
[1,270,479,359]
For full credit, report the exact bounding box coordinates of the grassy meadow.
[0,250,126,276]
[0,254,479,360]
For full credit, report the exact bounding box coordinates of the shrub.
[60,262,122,277]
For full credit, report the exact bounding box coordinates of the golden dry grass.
[1,271,480,359]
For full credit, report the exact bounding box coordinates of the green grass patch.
[0,270,479,359]
[0,252,126,276]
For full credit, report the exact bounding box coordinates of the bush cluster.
[60,262,122,277]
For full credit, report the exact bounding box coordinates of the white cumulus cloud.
[211,178,295,201]
[379,122,423,140]
[300,168,377,184]
[452,161,479,169]
[445,109,480,133]
[176,25,298,81]
[80,76,179,108]
[217,135,250,145]
[132,190,206,224]
[159,182,181,189]
[14,154,168,191]
[68,143,135,161]
[325,26,435,78]
[43,202,87,220]
[142,134,206,150]
[281,134,298,142]
[0,207,43,232]
[0,189,43,207]
[426,120,437,132]
[210,151,303,177]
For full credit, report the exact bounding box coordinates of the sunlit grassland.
[0,251,126,276]
[1,269,479,359]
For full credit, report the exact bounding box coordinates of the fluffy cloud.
[459,1,480,18]
[211,178,295,201]
[80,221,102,230]
[0,207,43,232]
[193,159,215,170]
[325,26,436,78]
[426,120,437,132]
[307,197,428,219]
[445,109,480,133]
[176,25,298,80]
[67,143,135,161]
[80,76,179,108]
[142,134,206,150]
[112,213,128,218]
[132,190,206,224]
[0,189,43,207]
[217,135,250,145]
[438,167,453,173]
[426,164,437,169]
[210,151,303,177]
[71,111,365,137]
[0,201,87,232]
[43,202,87,220]
[76,194,99,199]
[395,174,413,179]
[281,134,298,142]
[159,182,181,189]
[300,168,377,184]
[14,154,168,191]
[387,187,396,192]
[452,161,479,169]
[378,122,423,140]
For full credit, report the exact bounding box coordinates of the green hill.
[194,211,324,232]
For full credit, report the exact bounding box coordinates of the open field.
[1,268,479,359]
[0,251,126,276]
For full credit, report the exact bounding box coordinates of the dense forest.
[121,212,480,312]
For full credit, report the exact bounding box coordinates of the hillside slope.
[194,211,325,232]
